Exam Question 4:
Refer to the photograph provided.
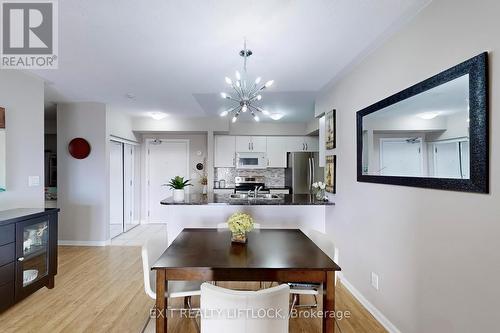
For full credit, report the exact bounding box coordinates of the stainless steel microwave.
[235,152,267,169]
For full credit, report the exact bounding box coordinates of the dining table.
[152,228,341,332]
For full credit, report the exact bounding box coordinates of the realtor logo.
[0,0,58,69]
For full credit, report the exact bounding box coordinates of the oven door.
[235,153,267,169]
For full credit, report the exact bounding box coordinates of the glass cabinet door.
[19,220,49,287]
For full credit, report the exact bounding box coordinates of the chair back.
[141,235,168,299]
[200,283,289,333]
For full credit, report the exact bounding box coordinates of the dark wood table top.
[152,228,341,271]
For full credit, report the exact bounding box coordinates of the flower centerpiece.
[312,181,327,201]
[164,176,192,202]
[227,212,254,243]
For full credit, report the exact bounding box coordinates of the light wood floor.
[0,246,387,333]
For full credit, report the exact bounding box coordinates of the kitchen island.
[160,194,334,244]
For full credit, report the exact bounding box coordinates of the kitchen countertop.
[160,193,334,206]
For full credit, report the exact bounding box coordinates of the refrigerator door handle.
[311,157,315,183]
[308,157,312,191]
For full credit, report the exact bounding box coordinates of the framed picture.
[325,155,336,194]
[326,109,336,150]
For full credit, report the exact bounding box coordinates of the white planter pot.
[173,189,185,202]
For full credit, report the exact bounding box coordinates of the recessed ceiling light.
[148,112,168,120]
[125,93,135,99]
[417,112,439,120]
[269,113,285,120]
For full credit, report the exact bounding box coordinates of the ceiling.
[37,0,431,123]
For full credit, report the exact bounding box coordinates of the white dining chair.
[289,229,338,309]
[200,283,290,333]
[141,236,202,329]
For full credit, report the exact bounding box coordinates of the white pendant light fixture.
[219,39,276,122]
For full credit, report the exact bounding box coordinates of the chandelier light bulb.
[253,114,260,122]
[235,71,241,80]
[225,77,232,85]
[241,105,248,112]
[261,109,270,116]
[220,110,229,117]
[232,116,238,123]
[236,81,241,88]
[220,92,227,99]
[255,77,262,84]
[256,94,262,101]
[265,80,274,88]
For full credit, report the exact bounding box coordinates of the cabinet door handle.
[248,142,251,150]
[302,143,305,150]
[18,257,25,262]
[252,142,254,150]
[306,143,308,151]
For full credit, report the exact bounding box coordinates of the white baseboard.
[58,240,110,246]
[339,274,402,333]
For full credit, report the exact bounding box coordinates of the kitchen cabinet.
[214,135,236,167]
[287,136,319,152]
[266,136,290,168]
[0,209,59,313]
[235,136,267,152]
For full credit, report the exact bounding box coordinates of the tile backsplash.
[215,168,285,188]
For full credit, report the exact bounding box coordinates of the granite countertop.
[160,193,334,206]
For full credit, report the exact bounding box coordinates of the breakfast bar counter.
[160,193,334,206]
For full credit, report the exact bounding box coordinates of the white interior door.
[109,141,124,238]
[433,141,461,178]
[123,144,136,232]
[380,139,422,177]
[147,140,189,223]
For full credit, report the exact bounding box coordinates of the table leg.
[156,269,168,333]
[323,271,335,333]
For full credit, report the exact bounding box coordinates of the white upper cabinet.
[286,136,319,152]
[266,136,290,168]
[214,135,236,167]
[235,136,267,152]
[304,136,319,151]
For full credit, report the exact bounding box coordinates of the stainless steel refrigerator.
[285,152,324,194]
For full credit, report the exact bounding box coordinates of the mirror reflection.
[362,74,470,179]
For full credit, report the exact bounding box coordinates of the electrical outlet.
[371,272,379,290]
[28,176,40,187]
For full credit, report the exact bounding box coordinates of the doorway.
[146,139,189,223]
[380,138,423,177]
[109,140,140,239]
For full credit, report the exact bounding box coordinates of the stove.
[234,176,270,194]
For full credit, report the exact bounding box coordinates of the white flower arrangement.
[312,182,326,190]
[227,212,254,235]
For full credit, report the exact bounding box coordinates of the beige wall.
[57,102,109,244]
[0,71,44,209]
[316,0,500,332]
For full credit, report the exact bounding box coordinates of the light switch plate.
[28,176,40,187]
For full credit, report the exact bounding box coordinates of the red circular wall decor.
[68,138,91,159]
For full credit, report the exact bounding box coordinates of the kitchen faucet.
[248,185,263,198]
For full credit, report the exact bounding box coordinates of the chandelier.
[220,39,274,123]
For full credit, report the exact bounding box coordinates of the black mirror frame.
[356,52,489,193]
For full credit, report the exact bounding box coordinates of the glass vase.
[231,231,247,244]
[315,189,325,201]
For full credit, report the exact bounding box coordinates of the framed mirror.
[356,53,488,193]
[0,107,5,192]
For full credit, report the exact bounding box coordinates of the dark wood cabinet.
[0,208,59,312]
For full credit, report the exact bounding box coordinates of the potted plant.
[164,176,192,202]
[227,212,254,244]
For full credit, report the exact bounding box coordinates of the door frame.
[379,137,424,176]
[145,139,190,223]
